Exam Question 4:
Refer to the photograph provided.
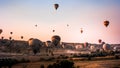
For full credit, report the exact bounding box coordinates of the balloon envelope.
[45,40,52,47]
[84,42,88,48]
[1,36,4,39]
[21,36,23,39]
[54,4,59,10]
[53,30,55,32]
[28,38,43,54]
[0,29,2,34]
[10,32,13,34]
[51,35,61,46]
[104,20,109,27]
[80,28,83,33]
[98,39,102,43]
[28,38,43,47]
[9,37,12,40]
[35,25,37,27]
[67,24,69,27]
[103,44,111,51]
[113,46,120,51]
[81,30,83,33]
[90,45,95,51]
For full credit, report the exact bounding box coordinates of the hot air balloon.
[90,45,95,52]
[1,36,4,39]
[0,29,3,34]
[75,45,84,49]
[9,37,12,40]
[101,41,105,45]
[51,35,61,46]
[21,36,23,39]
[35,24,37,27]
[84,42,88,48]
[28,38,43,55]
[104,20,109,27]
[67,24,69,27]
[98,39,102,43]
[54,4,59,10]
[103,44,111,51]
[113,46,120,51]
[45,40,52,47]
[80,28,83,33]
[10,32,13,35]
[53,30,55,32]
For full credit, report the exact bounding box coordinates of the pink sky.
[0,0,120,44]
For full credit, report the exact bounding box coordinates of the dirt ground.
[12,59,120,68]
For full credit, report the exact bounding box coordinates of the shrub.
[0,58,18,68]
[40,64,44,68]
[115,55,119,59]
[47,64,53,68]
[59,60,74,68]
[47,60,74,68]
[19,58,30,63]
[46,57,55,61]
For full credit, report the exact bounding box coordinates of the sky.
[0,0,120,44]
